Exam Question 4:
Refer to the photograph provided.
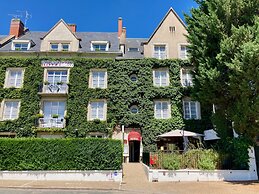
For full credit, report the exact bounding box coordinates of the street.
[0,189,135,194]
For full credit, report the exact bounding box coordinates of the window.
[43,101,66,119]
[50,43,70,51]
[11,40,30,51]
[130,74,138,82]
[130,105,139,114]
[88,100,107,121]
[179,45,189,59]
[50,43,58,51]
[47,70,68,84]
[153,45,167,59]
[5,68,24,88]
[1,100,20,120]
[154,100,171,119]
[89,69,107,89]
[181,69,193,87]
[153,69,169,87]
[91,41,109,51]
[14,43,29,51]
[61,44,69,51]
[183,100,200,120]
[128,48,139,52]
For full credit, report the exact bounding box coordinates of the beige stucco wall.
[40,21,79,52]
[144,10,188,59]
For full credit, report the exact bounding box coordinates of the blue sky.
[0,0,197,38]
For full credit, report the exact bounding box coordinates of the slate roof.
[0,31,120,53]
[76,32,119,52]
[122,38,147,59]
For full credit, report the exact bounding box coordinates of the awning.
[128,131,141,141]
[158,129,203,138]
[204,129,220,140]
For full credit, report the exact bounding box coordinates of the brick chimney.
[68,24,77,33]
[118,17,123,38]
[9,19,24,38]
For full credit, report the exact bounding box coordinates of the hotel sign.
[41,61,74,68]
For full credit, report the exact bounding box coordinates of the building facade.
[0,8,212,162]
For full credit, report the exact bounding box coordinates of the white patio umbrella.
[158,129,203,152]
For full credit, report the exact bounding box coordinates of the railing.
[39,83,68,94]
[38,118,66,128]
[153,52,167,59]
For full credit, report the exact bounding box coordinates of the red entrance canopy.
[128,131,141,141]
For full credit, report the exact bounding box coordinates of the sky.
[0,0,198,38]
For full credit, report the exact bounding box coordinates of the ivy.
[0,57,212,152]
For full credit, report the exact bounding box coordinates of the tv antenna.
[8,10,32,27]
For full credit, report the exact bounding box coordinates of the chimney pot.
[68,24,77,33]
[9,19,24,38]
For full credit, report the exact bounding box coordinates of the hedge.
[0,138,123,170]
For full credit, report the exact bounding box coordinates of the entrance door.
[129,140,140,162]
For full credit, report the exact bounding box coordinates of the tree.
[185,0,259,143]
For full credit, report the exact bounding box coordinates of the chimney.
[68,24,77,33]
[118,17,122,38]
[120,27,126,44]
[9,19,24,38]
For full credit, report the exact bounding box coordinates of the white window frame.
[90,41,109,51]
[154,100,171,119]
[89,69,107,89]
[42,100,67,119]
[153,68,170,87]
[11,40,31,51]
[87,100,107,121]
[49,42,71,52]
[0,99,21,121]
[4,68,25,88]
[44,68,69,84]
[153,44,167,59]
[178,44,189,59]
[183,99,201,120]
[180,68,193,87]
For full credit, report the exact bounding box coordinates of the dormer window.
[128,48,139,52]
[11,40,31,51]
[91,41,109,51]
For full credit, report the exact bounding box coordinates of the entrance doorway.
[129,140,140,162]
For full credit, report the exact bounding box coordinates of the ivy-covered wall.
[0,57,212,152]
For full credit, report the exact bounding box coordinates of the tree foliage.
[186,0,259,143]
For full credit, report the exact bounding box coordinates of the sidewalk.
[0,179,259,194]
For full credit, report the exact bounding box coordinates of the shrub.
[0,138,122,170]
[161,153,181,170]
[159,149,219,170]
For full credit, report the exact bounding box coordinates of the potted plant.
[52,114,59,118]
[56,81,64,85]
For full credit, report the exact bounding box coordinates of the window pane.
[3,101,19,120]
[7,70,23,88]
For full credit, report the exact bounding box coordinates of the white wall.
[0,170,122,182]
[143,147,258,182]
